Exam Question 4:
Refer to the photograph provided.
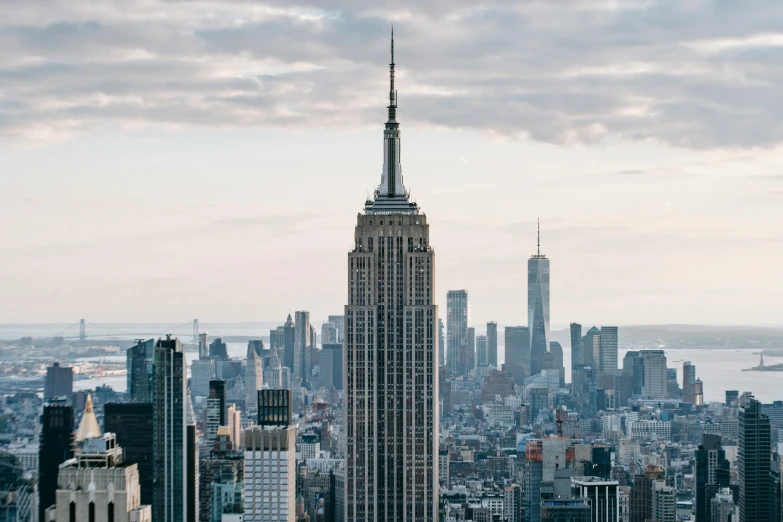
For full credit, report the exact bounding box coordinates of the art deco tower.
[345,32,439,521]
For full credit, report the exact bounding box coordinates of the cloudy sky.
[2,0,783,327]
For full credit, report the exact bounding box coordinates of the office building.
[245,390,296,522]
[227,404,242,447]
[198,332,209,359]
[694,378,704,406]
[199,428,243,522]
[487,321,498,368]
[282,314,296,372]
[447,289,469,376]
[344,36,439,521]
[246,344,263,418]
[695,434,730,522]
[205,380,226,451]
[524,438,575,522]
[683,361,696,404]
[476,335,488,367]
[652,480,676,522]
[467,326,476,375]
[270,327,284,352]
[582,327,601,369]
[528,223,550,377]
[726,390,739,406]
[209,338,228,361]
[186,422,199,522]
[294,311,311,387]
[739,395,771,522]
[153,336,189,522]
[327,314,345,343]
[570,323,582,373]
[711,488,737,522]
[248,340,265,359]
[264,347,284,389]
[321,322,338,345]
[44,362,73,400]
[438,317,445,368]
[127,339,154,402]
[640,350,667,399]
[599,326,618,376]
[45,433,151,522]
[39,402,74,522]
[572,477,619,522]
[505,326,530,383]
[550,342,565,388]
[105,402,154,506]
[191,359,215,399]
[320,343,343,390]
[629,465,662,522]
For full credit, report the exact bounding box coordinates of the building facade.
[528,226,550,377]
[738,395,771,522]
[447,290,469,377]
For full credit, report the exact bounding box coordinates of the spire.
[388,27,397,122]
[75,394,102,442]
[537,217,540,257]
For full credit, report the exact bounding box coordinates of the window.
[108,502,114,522]
[89,502,95,522]
[69,502,76,522]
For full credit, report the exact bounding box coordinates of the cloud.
[2,0,783,148]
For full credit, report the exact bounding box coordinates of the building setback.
[104,402,154,506]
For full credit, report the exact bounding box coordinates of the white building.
[640,350,667,399]
[45,433,151,522]
[243,426,296,522]
[484,403,515,428]
[630,420,671,440]
[245,346,263,419]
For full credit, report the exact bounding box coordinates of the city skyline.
[2,2,783,326]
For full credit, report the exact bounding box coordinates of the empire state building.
[344,33,439,522]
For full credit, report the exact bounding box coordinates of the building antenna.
[537,217,540,257]
[388,26,396,121]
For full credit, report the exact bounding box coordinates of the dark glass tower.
[44,362,73,400]
[38,402,74,522]
[695,434,730,522]
[153,336,188,522]
[104,402,154,506]
[739,395,772,522]
[258,388,292,427]
[487,321,498,368]
[127,338,154,402]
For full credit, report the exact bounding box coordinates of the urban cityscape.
[2,6,783,522]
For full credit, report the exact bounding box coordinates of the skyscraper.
[487,321,498,368]
[466,326,476,375]
[270,326,284,352]
[549,341,565,387]
[504,326,530,384]
[198,332,209,359]
[695,434,730,522]
[438,317,445,368]
[447,290,469,376]
[283,314,296,371]
[127,339,154,402]
[682,361,696,404]
[327,314,345,343]
[294,310,311,387]
[345,33,439,521]
[209,338,228,360]
[320,343,344,390]
[640,350,667,399]
[38,402,74,522]
[583,327,601,368]
[599,326,618,376]
[528,222,550,377]
[44,362,73,400]
[321,322,338,345]
[264,347,284,389]
[476,335,488,367]
[245,344,263,418]
[739,395,772,522]
[570,323,582,381]
[206,380,227,451]
[105,402,154,506]
[153,336,188,522]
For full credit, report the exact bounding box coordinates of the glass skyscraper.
[528,224,550,376]
[447,289,469,377]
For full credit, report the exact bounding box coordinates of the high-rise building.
[476,335,488,367]
[438,317,445,368]
[549,342,565,388]
[294,311,311,387]
[524,438,575,522]
[190,359,215,399]
[528,223,550,377]
[345,35,439,521]
[505,326,530,383]
[571,477,619,522]
[264,347,284,389]
[327,315,345,343]
[466,326,476,375]
[583,327,601,369]
[682,361,696,404]
[153,336,189,522]
[629,465,662,522]
[695,434,730,522]
[569,322,582,370]
[487,321,498,368]
[105,402,154,506]
[209,338,228,361]
[320,343,343,390]
[270,327,284,352]
[127,339,154,402]
[39,402,74,522]
[205,380,226,451]
[640,350,667,399]
[739,395,772,522]
[198,332,209,359]
[245,389,296,522]
[726,390,739,406]
[447,290,469,376]
[227,404,241,447]
[44,362,73,400]
[711,488,737,522]
[651,480,676,522]
[45,433,151,522]
[321,322,338,345]
[283,314,296,371]
[245,344,263,418]
[186,422,199,522]
[599,326,618,376]
[694,378,704,406]
[199,428,243,522]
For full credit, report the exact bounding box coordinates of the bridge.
[53,318,225,342]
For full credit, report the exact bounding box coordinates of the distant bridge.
[52,318,224,342]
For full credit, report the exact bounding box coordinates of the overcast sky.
[2,0,783,327]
